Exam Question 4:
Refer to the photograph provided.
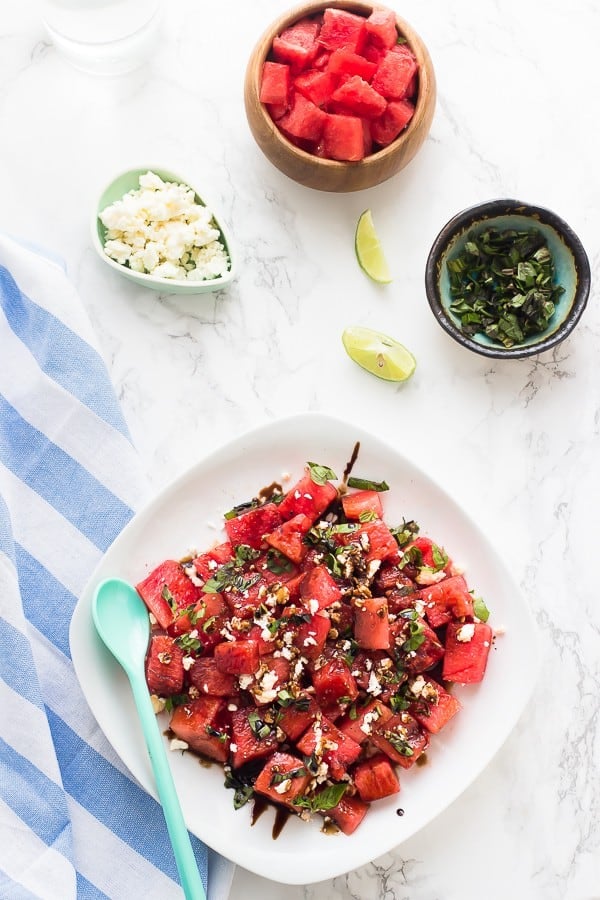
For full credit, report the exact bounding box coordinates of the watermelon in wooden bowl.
[244,0,436,192]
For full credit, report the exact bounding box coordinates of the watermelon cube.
[293,611,330,660]
[353,596,390,650]
[371,98,415,145]
[296,715,361,779]
[337,699,392,744]
[192,542,233,581]
[331,75,387,119]
[277,693,319,741]
[229,707,279,769]
[188,657,237,697]
[321,113,365,161]
[390,614,445,673]
[318,8,366,53]
[294,69,337,107]
[224,502,282,550]
[353,753,400,802]
[265,513,312,564]
[419,574,474,628]
[371,47,418,100]
[371,710,428,768]
[327,46,376,81]
[136,559,202,630]
[327,794,369,835]
[145,634,185,696]
[277,470,337,522]
[259,61,291,107]
[443,622,492,684]
[254,751,312,807]
[312,657,359,709]
[409,678,462,733]
[278,91,328,141]
[169,697,230,762]
[341,489,384,520]
[365,8,398,50]
[214,639,260,675]
[300,564,342,610]
[272,18,321,72]
[225,576,268,620]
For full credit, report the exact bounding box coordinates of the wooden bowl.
[244,0,436,192]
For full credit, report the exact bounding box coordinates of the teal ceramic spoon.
[92,577,206,900]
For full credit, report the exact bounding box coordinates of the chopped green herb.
[174,632,203,652]
[248,710,272,741]
[447,227,564,349]
[265,549,294,575]
[473,596,490,622]
[161,584,177,612]
[203,562,261,595]
[164,693,189,713]
[398,608,425,652]
[307,461,337,485]
[431,544,448,571]
[224,769,255,809]
[359,509,378,523]
[391,519,420,548]
[205,725,227,743]
[347,476,389,492]
[276,690,311,711]
[293,782,347,812]
[270,766,307,787]
[234,544,260,566]
[223,499,259,520]
[389,692,411,713]
[398,546,423,570]
[201,615,217,633]
[384,730,414,757]
[302,751,320,776]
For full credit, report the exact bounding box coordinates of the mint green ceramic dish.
[91,167,235,295]
[425,200,590,359]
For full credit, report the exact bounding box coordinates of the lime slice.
[355,209,392,284]
[342,326,416,382]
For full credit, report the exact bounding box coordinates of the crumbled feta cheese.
[456,623,475,642]
[359,709,380,735]
[182,656,194,671]
[416,568,447,585]
[273,779,292,794]
[409,675,427,697]
[148,612,157,626]
[238,674,254,690]
[183,562,203,587]
[308,598,319,615]
[170,738,189,752]
[303,636,317,647]
[150,694,166,714]
[99,171,230,282]
[367,670,382,696]
[229,743,238,753]
[494,624,507,636]
[227,703,238,712]
[303,493,313,500]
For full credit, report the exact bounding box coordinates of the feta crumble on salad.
[99,170,230,281]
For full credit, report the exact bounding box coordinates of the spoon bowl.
[93,577,206,900]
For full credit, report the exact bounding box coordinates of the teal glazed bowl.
[92,166,235,295]
[425,200,591,359]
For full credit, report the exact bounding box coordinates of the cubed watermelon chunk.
[318,8,366,53]
[365,8,398,50]
[265,513,312,564]
[353,753,400,802]
[229,707,279,769]
[272,18,321,72]
[300,563,342,610]
[170,697,230,762]
[294,69,337,107]
[188,657,237,697]
[145,634,185,696]
[409,677,462,733]
[277,693,319,741]
[419,574,474,628]
[342,489,384,520]
[296,715,361,779]
[214,639,260,675]
[371,710,428,768]
[260,61,291,107]
[371,47,418,99]
[353,596,390,650]
[337,699,392,744]
[254,751,312,807]
[327,794,369,835]
[331,75,387,119]
[192,542,233,581]
[321,113,365,161]
[390,614,445,673]
[443,622,492,684]
[293,611,330,660]
[312,657,358,709]
[136,559,202,630]
[278,90,328,141]
[327,46,376,81]
[277,470,337,522]
[224,503,282,550]
[371,98,415,145]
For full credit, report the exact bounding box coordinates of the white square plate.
[70,412,540,885]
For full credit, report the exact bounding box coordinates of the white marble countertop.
[2,1,599,897]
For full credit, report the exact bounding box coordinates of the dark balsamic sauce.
[343,441,361,484]
[416,753,428,767]
[250,796,292,840]
[258,481,283,503]
[396,808,405,817]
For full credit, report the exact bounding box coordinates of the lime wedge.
[342,326,416,382]
[355,209,392,284]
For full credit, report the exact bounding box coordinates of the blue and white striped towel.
[0,234,234,900]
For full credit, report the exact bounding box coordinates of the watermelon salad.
[259,6,419,161]
[136,462,492,836]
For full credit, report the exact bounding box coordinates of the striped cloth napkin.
[0,235,233,899]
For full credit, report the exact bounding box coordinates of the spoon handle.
[129,672,206,900]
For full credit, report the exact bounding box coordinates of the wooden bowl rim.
[245,0,435,172]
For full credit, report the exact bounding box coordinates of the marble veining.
[1,0,599,897]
